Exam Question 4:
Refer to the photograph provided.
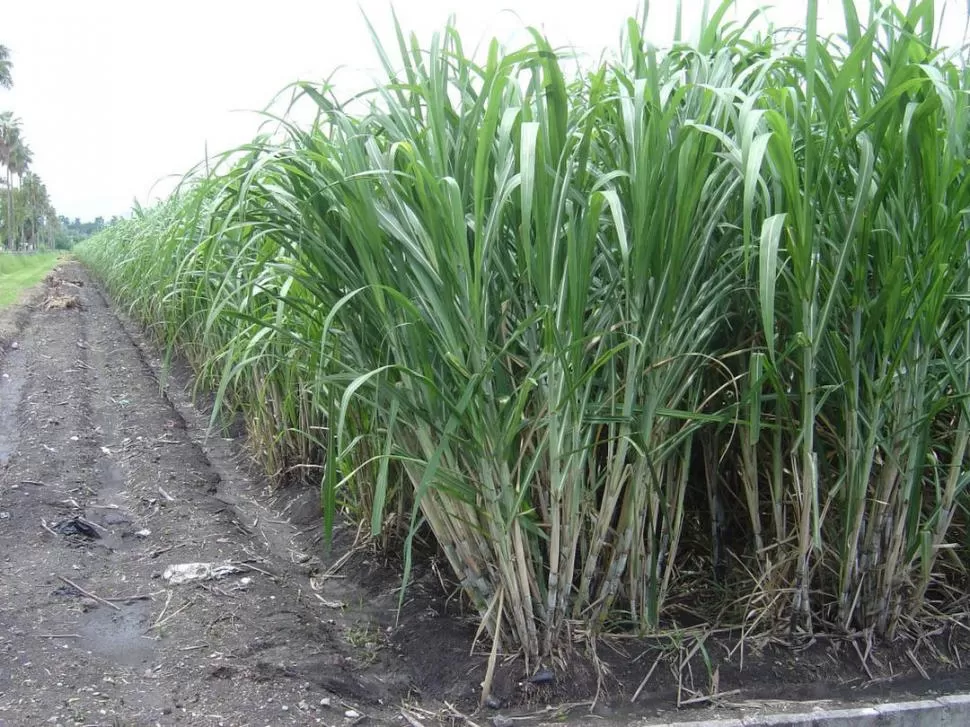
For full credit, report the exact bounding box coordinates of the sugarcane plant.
[78,0,970,664]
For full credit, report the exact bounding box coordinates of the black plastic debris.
[527,666,554,685]
[52,516,101,539]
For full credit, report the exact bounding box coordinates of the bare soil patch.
[0,262,417,726]
[1,261,968,727]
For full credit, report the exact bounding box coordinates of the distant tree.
[9,139,31,248]
[52,215,109,248]
[0,112,23,249]
[13,172,55,249]
[0,46,61,250]
[0,45,12,90]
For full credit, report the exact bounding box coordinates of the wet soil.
[1,261,969,727]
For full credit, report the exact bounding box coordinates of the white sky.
[2,0,968,221]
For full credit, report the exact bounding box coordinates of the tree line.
[57,216,110,248]
[0,44,59,251]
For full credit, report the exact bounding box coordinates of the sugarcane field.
[3,1,970,725]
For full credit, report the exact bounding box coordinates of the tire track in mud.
[0,263,418,726]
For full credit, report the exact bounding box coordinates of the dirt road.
[0,262,443,726]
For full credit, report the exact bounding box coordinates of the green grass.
[77,0,970,668]
[0,253,59,309]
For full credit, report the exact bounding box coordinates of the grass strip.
[0,253,59,309]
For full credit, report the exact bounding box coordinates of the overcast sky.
[2,1,967,221]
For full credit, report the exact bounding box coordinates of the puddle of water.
[0,347,27,468]
[78,600,157,667]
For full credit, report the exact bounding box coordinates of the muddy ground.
[1,261,969,727]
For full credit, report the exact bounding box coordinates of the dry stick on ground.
[906,648,930,680]
[148,600,193,632]
[178,643,209,652]
[148,542,189,559]
[679,689,742,706]
[676,631,711,708]
[399,708,426,727]
[443,701,486,726]
[852,639,875,680]
[151,591,173,626]
[233,560,278,580]
[631,650,665,702]
[102,593,154,603]
[402,703,483,727]
[57,575,121,612]
[338,700,365,722]
[72,516,109,534]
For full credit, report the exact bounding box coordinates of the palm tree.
[0,112,23,249]
[0,45,12,90]
[9,140,31,248]
[18,171,53,250]
[38,180,56,249]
